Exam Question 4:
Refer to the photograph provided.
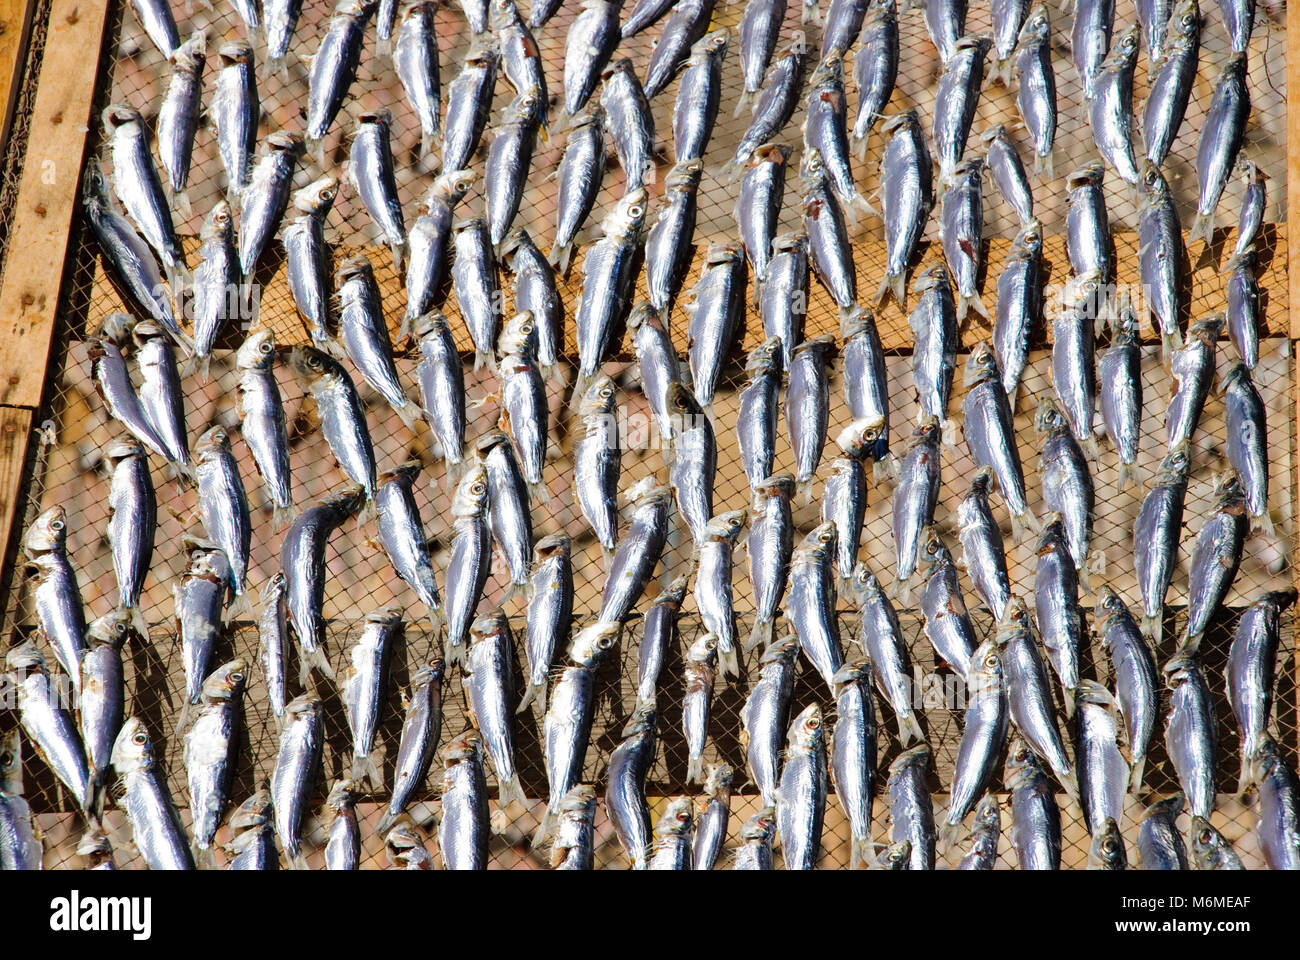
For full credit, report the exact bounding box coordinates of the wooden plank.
[0,0,34,154]
[1289,0,1300,336]
[0,405,31,576]
[0,0,112,409]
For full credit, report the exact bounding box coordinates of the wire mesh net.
[0,0,1294,869]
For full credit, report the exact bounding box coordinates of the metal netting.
[0,0,1294,868]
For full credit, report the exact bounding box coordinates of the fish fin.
[1116,460,1142,494]
[375,807,400,837]
[872,454,901,487]
[193,843,217,870]
[1250,508,1276,540]
[940,417,961,449]
[746,616,773,653]
[126,605,151,646]
[1129,755,1146,796]
[853,133,870,163]
[1009,508,1040,545]
[687,754,704,784]
[1033,150,1055,181]
[497,775,527,814]
[531,809,558,848]
[900,712,924,748]
[271,503,299,533]
[351,747,385,794]
[718,642,741,679]
[732,89,755,119]
[802,0,822,25]
[873,272,905,311]
[1188,213,1214,249]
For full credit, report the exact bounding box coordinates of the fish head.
[762,635,802,667]
[664,381,706,428]
[202,200,234,241]
[410,659,445,691]
[570,621,620,667]
[1190,311,1225,343]
[770,231,809,256]
[655,572,692,607]
[76,825,114,859]
[202,657,250,702]
[1155,442,1192,483]
[533,532,572,562]
[918,525,950,571]
[195,423,234,459]
[694,29,730,60]
[969,637,1005,688]
[788,703,825,752]
[801,520,838,559]
[1014,218,1044,256]
[284,694,321,725]
[1139,161,1169,202]
[1110,23,1141,64]
[1033,395,1067,435]
[962,340,999,387]
[1093,584,1126,622]
[966,465,995,500]
[845,560,880,604]
[704,509,747,542]
[432,168,477,210]
[500,310,540,358]
[383,817,426,864]
[292,176,341,215]
[87,608,134,649]
[606,187,650,237]
[230,786,274,829]
[110,717,159,774]
[1161,647,1199,689]
[1034,513,1068,556]
[1002,736,1044,787]
[101,103,143,135]
[880,840,911,869]
[0,729,21,794]
[324,779,358,813]
[704,763,735,797]
[506,86,545,126]
[1019,5,1051,43]
[469,609,511,647]
[1190,817,1237,870]
[973,794,1001,831]
[335,253,376,289]
[745,337,784,377]
[953,34,992,60]
[835,416,886,458]
[558,783,598,816]
[664,157,705,191]
[626,301,663,337]
[23,505,69,555]
[996,594,1032,635]
[740,805,777,842]
[1250,737,1287,785]
[488,0,520,27]
[1066,159,1106,192]
[753,473,796,505]
[444,730,482,766]
[798,146,827,185]
[218,38,255,66]
[1169,0,1201,42]
[1089,818,1127,869]
[172,30,207,67]
[1211,468,1244,506]
[830,656,872,692]
[265,130,306,158]
[621,702,658,738]
[450,460,490,517]
[686,632,720,664]
[98,312,136,346]
[655,797,694,837]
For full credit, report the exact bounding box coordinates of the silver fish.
[1050,279,1098,455]
[282,177,340,350]
[403,171,474,339]
[565,0,623,118]
[463,611,526,810]
[957,795,1002,870]
[963,342,1035,541]
[821,0,870,55]
[1252,739,1300,870]
[984,125,1034,225]
[831,658,877,870]
[908,264,958,430]
[639,576,688,705]
[742,636,798,806]
[1066,160,1111,283]
[683,633,720,784]
[341,609,400,793]
[786,335,834,498]
[535,623,619,845]
[522,534,572,714]
[958,468,1012,621]
[599,481,673,624]
[1136,794,1186,870]
[1183,472,1247,646]
[1190,54,1249,247]
[737,340,782,495]
[994,221,1043,400]
[692,763,733,870]
[602,59,655,189]
[552,784,599,870]
[477,429,534,589]
[270,695,324,869]
[606,703,658,868]
[666,383,717,546]
[280,486,367,682]
[892,418,942,588]
[349,113,408,273]
[415,312,467,468]
[493,0,548,121]
[696,511,747,678]
[550,103,606,274]
[745,475,793,652]
[104,105,184,280]
[1098,300,1143,492]
[803,53,862,216]
[575,189,649,383]
[643,0,717,99]
[1191,816,1244,870]
[945,639,1009,837]
[1015,7,1056,176]
[112,717,193,869]
[156,33,206,207]
[445,460,493,664]
[258,572,290,730]
[1223,362,1270,534]
[1133,444,1191,642]
[1005,739,1061,869]
[439,732,490,870]
[194,425,252,608]
[306,0,372,145]
[1164,648,1217,820]
[132,321,190,473]
[777,704,828,870]
[801,149,857,316]
[760,233,809,371]
[737,0,788,111]
[918,527,978,680]
[8,643,90,813]
[502,229,563,377]
[648,797,694,870]
[395,2,442,158]
[574,377,621,560]
[173,541,229,726]
[191,202,237,378]
[874,110,932,309]
[323,781,360,871]
[888,744,936,870]
[104,438,155,635]
[1037,400,1095,584]
[1166,313,1221,451]
[1225,247,1260,371]
[529,0,564,28]
[848,562,924,745]
[498,313,550,500]
[851,0,899,148]
[731,42,807,170]
[83,174,178,336]
[1227,590,1295,795]
[821,458,866,583]
[442,40,500,174]
[673,30,728,162]
[80,611,130,793]
[1089,817,1127,869]
[485,90,544,248]
[1141,0,1198,168]
[1139,164,1185,355]
[265,0,304,76]
[622,0,678,37]
[238,131,303,280]
[687,244,748,411]
[22,507,88,694]
[1089,25,1140,185]
[1074,680,1128,838]
[289,346,377,501]
[184,658,248,865]
[130,0,180,57]
[211,41,258,199]
[235,330,294,531]
[838,307,891,474]
[939,158,988,322]
[1096,587,1159,792]
[645,160,704,317]
[1235,157,1266,258]
[453,217,502,373]
[1220,0,1255,52]
[0,731,42,870]
[998,597,1075,794]
[1072,0,1114,100]
[1034,518,1084,714]
[379,661,444,834]
[737,145,790,299]
[787,524,844,692]
[932,35,989,187]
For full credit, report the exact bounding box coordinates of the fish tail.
[601,545,616,576]
[193,842,217,870]
[687,753,705,785]
[872,454,901,487]
[1116,459,1142,494]
[850,191,880,223]
[873,272,905,311]
[900,712,924,748]
[271,503,299,534]
[1129,755,1146,796]
[497,774,527,813]
[1009,508,1040,545]
[1033,150,1055,181]
[1188,212,1214,248]
[746,616,773,653]
[389,239,408,277]
[173,188,193,222]
[718,642,741,679]
[527,478,551,506]
[288,850,311,870]
[939,819,962,855]
[939,417,960,449]
[802,0,822,25]
[394,400,420,433]
[516,681,539,714]
[1251,507,1277,540]
[375,35,394,61]
[1140,612,1162,646]
[356,497,378,526]
[887,574,910,604]
[308,137,326,170]
[853,133,870,163]
[186,351,212,383]
[1076,561,1093,597]
[227,586,257,622]
[532,808,558,848]
[261,54,283,86]
[958,292,990,326]
[1060,0,1075,14]
[375,807,400,837]
[548,241,573,276]
[718,157,744,184]
[168,460,198,489]
[442,636,466,668]
[849,835,876,871]
[126,604,151,645]
[352,749,385,794]
[306,643,335,682]
[1056,766,1079,802]
[1160,327,1182,363]
[1062,685,1076,719]
[176,698,194,733]
[795,476,816,507]
[731,88,754,119]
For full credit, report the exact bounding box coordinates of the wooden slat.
[0,405,31,573]
[0,0,34,154]
[1289,0,1300,336]
[0,0,112,409]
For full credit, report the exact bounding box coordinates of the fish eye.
[676,810,690,822]
[599,384,613,398]
[260,340,273,354]
[231,671,245,683]
[50,518,64,531]
[471,481,486,495]
[628,203,644,217]
[132,730,148,746]
[114,622,127,635]
[984,652,1000,671]
[0,752,10,766]
[806,716,820,729]
[598,636,614,649]
[818,530,833,543]
[1198,828,1213,844]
